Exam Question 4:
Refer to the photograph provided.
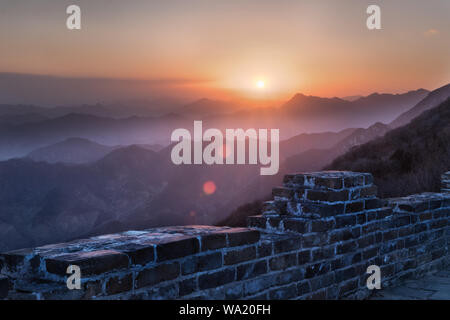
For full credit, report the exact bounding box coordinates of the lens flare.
[203,181,217,195]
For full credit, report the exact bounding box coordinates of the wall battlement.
[1,171,449,300]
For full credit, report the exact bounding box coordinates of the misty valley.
[0,84,449,252]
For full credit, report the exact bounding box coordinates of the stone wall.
[1,171,449,300]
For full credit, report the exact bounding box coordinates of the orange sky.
[1,0,449,102]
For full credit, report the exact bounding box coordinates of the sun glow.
[256,80,265,89]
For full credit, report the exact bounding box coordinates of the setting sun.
[257,80,265,89]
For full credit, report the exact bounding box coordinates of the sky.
[0,0,449,104]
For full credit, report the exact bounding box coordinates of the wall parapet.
[1,171,449,300]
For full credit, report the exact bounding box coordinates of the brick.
[315,176,344,190]
[225,229,260,247]
[335,215,356,227]
[272,187,294,199]
[181,252,222,275]
[224,246,256,265]
[45,250,129,276]
[305,262,330,278]
[276,269,303,285]
[257,241,272,258]
[339,278,359,297]
[364,198,382,210]
[179,277,196,296]
[246,216,267,230]
[306,189,349,202]
[274,237,301,254]
[336,241,357,254]
[269,253,297,270]
[105,274,133,295]
[359,185,378,198]
[311,219,334,232]
[135,262,179,288]
[344,175,365,188]
[236,260,267,281]
[155,236,199,261]
[112,243,155,266]
[297,281,311,295]
[269,284,297,299]
[298,250,311,265]
[198,268,235,290]
[284,219,308,233]
[345,201,364,213]
[0,275,10,299]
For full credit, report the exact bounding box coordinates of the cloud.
[423,29,439,37]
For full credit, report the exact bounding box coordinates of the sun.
[256,80,265,89]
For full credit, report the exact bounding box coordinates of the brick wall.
[1,171,449,300]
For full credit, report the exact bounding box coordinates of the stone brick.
[246,216,267,230]
[306,189,349,202]
[257,241,272,258]
[336,241,357,254]
[298,250,311,265]
[201,231,229,251]
[179,277,197,296]
[105,274,133,295]
[364,198,382,210]
[112,243,155,266]
[225,229,260,247]
[284,219,308,233]
[344,175,365,188]
[155,236,200,261]
[311,219,334,232]
[198,268,235,290]
[269,284,297,299]
[272,187,294,199]
[345,201,364,213]
[224,246,256,265]
[45,250,129,276]
[236,260,267,281]
[335,215,356,228]
[297,281,311,295]
[0,275,10,299]
[276,269,303,285]
[359,185,378,198]
[269,253,297,270]
[181,252,222,275]
[135,262,179,289]
[273,237,302,254]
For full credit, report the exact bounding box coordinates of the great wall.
[1,171,449,300]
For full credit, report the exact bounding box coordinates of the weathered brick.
[274,237,302,254]
[224,246,256,265]
[156,236,200,261]
[306,189,349,202]
[181,252,222,275]
[359,185,378,198]
[0,275,10,299]
[298,250,311,265]
[112,243,155,266]
[225,229,260,247]
[269,284,297,299]
[46,250,129,276]
[135,262,179,288]
[105,274,133,295]
[236,260,267,281]
[198,268,235,290]
[335,215,356,228]
[345,201,364,213]
[284,219,308,233]
[179,277,197,296]
[269,253,297,270]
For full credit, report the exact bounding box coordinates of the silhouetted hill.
[284,122,391,172]
[328,98,450,197]
[390,83,450,128]
[27,138,118,164]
